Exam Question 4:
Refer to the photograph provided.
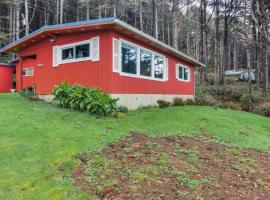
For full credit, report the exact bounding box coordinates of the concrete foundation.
[38,94,194,110]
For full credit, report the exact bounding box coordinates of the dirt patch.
[71,133,270,200]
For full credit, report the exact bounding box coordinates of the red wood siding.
[0,66,14,93]
[16,29,194,96]
[110,32,195,95]
[17,30,112,94]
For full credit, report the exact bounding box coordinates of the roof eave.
[114,19,205,67]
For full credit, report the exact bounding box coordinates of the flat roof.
[0,17,204,67]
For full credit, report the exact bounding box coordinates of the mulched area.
[71,133,270,200]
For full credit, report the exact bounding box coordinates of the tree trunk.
[60,0,64,24]
[152,0,158,38]
[215,0,221,84]
[172,0,179,49]
[24,0,29,35]
[113,0,117,18]
[15,2,20,40]
[139,0,143,31]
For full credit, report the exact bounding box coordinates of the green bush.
[255,103,270,117]
[117,106,129,113]
[157,99,171,108]
[172,97,185,106]
[240,91,262,111]
[52,82,118,116]
[186,99,195,105]
[195,95,217,106]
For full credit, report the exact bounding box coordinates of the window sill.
[177,78,190,82]
[119,72,167,82]
[59,57,92,65]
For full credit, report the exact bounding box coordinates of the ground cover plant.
[52,82,118,116]
[72,133,270,199]
[1,94,270,200]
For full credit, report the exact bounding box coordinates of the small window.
[154,55,164,79]
[177,64,190,81]
[75,43,90,58]
[22,68,33,76]
[121,42,137,74]
[140,49,152,77]
[62,47,74,60]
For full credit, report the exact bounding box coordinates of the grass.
[0,93,270,200]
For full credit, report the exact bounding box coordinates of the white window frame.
[118,39,167,82]
[176,64,190,82]
[59,39,92,64]
[23,67,34,76]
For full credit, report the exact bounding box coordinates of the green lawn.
[0,93,270,200]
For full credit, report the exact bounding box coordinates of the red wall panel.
[17,30,112,94]
[110,32,195,95]
[0,66,14,93]
[16,30,194,96]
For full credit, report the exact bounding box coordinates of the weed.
[156,153,169,165]
[177,176,210,191]
[196,196,204,200]
[176,190,188,197]
[131,171,148,182]
[144,141,158,149]
[123,147,134,153]
[96,178,119,193]
[176,147,199,167]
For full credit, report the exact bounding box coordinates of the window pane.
[154,55,164,79]
[184,68,189,80]
[179,66,183,79]
[62,48,74,60]
[121,43,137,74]
[76,43,90,58]
[140,49,152,77]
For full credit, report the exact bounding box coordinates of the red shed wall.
[0,66,14,93]
[17,30,113,94]
[110,32,195,95]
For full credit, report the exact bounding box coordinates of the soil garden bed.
[72,133,270,200]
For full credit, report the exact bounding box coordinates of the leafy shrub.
[195,95,217,106]
[157,99,171,108]
[117,106,129,113]
[186,99,195,105]
[221,101,242,110]
[225,78,236,85]
[52,82,118,116]
[240,91,262,111]
[255,103,270,117]
[172,97,185,106]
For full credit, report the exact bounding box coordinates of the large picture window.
[121,43,137,74]
[118,40,167,81]
[140,49,152,77]
[154,55,164,79]
[177,64,190,82]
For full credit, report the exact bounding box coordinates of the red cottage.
[1,18,204,108]
[0,62,15,93]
